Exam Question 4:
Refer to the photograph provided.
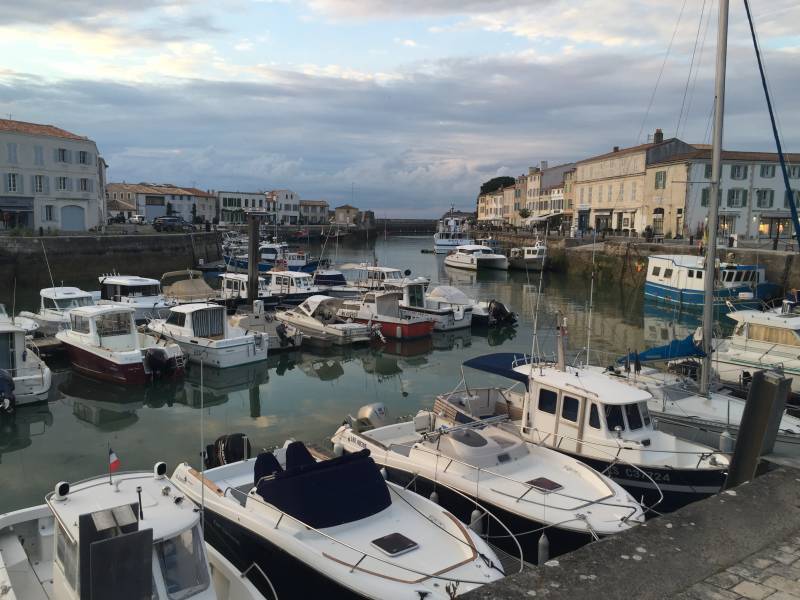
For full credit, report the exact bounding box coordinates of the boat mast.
[700,0,729,395]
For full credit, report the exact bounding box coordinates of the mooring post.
[724,369,791,489]
[247,214,259,307]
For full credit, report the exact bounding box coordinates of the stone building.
[299,199,330,224]
[107,183,216,224]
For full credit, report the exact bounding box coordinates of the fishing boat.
[434,211,474,254]
[336,291,435,340]
[383,278,472,331]
[171,440,509,599]
[56,305,185,385]
[426,286,516,327]
[264,271,322,304]
[444,245,509,271]
[644,255,780,308]
[218,273,278,308]
[224,242,322,274]
[0,466,267,600]
[19,287,96,335]
[0,319,51,409]
[333,405,645,562]
[97,274,176,322]
[507,242,547,272]
[147,304,268,368]
[275,295,374,346]
[0,304,39,336]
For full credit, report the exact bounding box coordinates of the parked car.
[107,214,126,224]
[127,215,147,225]
[153,216,196,232]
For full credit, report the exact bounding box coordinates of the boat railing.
[240,561,280,600]
[222,483,521,584]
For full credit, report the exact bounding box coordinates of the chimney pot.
[613,146,620,152]
[541,160,548,170]
[654,128,664,143]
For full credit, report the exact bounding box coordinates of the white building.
[106,183,216,224]
[0,118,106,231]
[268,190,300,225]
[218,191,268,225]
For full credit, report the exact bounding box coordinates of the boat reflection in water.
[0,403,53,463]
[473,323,518,347]
[59,372,152,430]
[442,263,510,285]
[642,301,703,347]
[432,328,472,350]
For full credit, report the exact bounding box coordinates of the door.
[0,332,15,372]
[61,205,86,231]
[556,393,584,453]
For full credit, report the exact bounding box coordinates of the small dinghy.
[172,440,511,599]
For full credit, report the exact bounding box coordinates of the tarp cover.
[617,334,705,364]
[462,353,533,389]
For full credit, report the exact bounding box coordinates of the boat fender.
[469,509,485,535]
[429,490,439,504]
[538,532,550,563]
[719,429,735,453]
[333,443,344,457]
[380,467,388,480]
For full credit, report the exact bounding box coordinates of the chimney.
[613,146,620,152]
[540,160,548,170]
[654,128,664,144]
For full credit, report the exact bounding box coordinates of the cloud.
[394,38,418,47]
[307,0,539,18]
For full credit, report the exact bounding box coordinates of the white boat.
[0,466,267,600]
[434,212,474,253]
[171,440,508,599]
[275,295,374,346]
[426,286,516,327]
[333,404,645,562]
[0,320,51,409]
[382,278,472,331]
[19,287,96,335]
[0,304,39,336]
[265,271,321,304]
[56,305,185,385]
[444,245,509,271]
[218,273,278,308]
[147,303,268,368]
[508,243,547,272]
[97,274,177,322]
[335,291,435,340]
[228,305,303,351]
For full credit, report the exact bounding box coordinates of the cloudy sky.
[0,0,797,216]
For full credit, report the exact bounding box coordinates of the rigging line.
[681,0,715,139]
[636,0,689,145]
[675,0,708,137]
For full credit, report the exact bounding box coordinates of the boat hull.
[444,256,509,271]
[175,339,268,369]
[60,341,183,385]
[400,306,472,331]
[644,281,776,308]
[508,258,544,272]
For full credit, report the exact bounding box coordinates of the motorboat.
[312,269,363,299]
[147,303,268,368]
[434,211,474,253]
[333,405,644,562]
[265,271,321,304]
[508,242,547,272]
[229,305,304,351]
[162,269,221,304]
[0,319,51,410]
[342,265,422,294]
[19,287,95,335]
[444,246,508,271]
[426,286,516,328]
[218,274,278,309]
[275,295,374,347]
[384,278,472,331]
[0,304,38,336]
[224,242,322,274]
[336,291,435,340]
[433,325,728,510]
[97,274,176,322]
[0,466,267,600]
[56,305,185,385]
[171,440,509,599]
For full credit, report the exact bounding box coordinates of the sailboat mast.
[700,0,729,395]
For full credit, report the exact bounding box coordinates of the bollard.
[429,490,439,505]
[538,532,550,564]
[724,369,791,489]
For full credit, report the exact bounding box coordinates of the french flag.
[109,448,121,473]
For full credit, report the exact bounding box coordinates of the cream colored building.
[477,190,504,224]
[502,185,516,226]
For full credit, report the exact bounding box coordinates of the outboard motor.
[275,323,295,347]
[144,347,174,379]
[0,370,15,414]
[488,300,517,326]
[205,433,253,469]
[348,403,387,433]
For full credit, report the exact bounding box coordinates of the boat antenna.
[585,229,597,366]
[40,239,56,290]
[529,222,549,374]
[700,0,728,396]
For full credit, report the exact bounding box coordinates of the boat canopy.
[462,353,533,389]
[427,286,471,305]
[617,333,705,364]
[299,295,341,315]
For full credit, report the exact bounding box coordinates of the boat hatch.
[528,477,563,493]
[371,533,418,557]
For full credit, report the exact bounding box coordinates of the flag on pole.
[109,448,121,473]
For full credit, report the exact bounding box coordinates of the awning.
[593,210,612,216]
[617,334,705,364]
[0,197,34,213]
[462,353,533,389]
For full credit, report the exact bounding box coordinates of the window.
[727,189,748,208]
[605,405,625,432]
[166,311,186,327]
[655,170,666,189]
[787,190,800,209]
[561,396,580,422]
[631,181,637,200]
[96,312,132,336]
[790,166,800,179]
[34,145,44,166]
[6,173,17,192]
[747,324,800,347]
[70,314,91,334]
[625,403,643,430]
[761,165,776,178]
[155,526,210,600]
[79,178,89,192]
[58,148,68,162]
[688,270,694,278]
[730,164,748,180]
[701,187,711,207]
[704,164,713,179]
[756,189,774,208]
[640,402,651,426]
[589,403,600,429]
[538,388,557,414]
[663,268,673,278]
[6,143,17,164]
[651,266,661,276]
[56,177,68,191]
[45,205,55,221]
[696,270,703,280]
[607,184,612,201]
[78,150,89,164]
[34,175,43,193]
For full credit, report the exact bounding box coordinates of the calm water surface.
[0,236,709,512]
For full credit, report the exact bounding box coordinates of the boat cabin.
[297,295,344,320]
[352,266,406,290]
[729,310,800,347]
[218,273,269,301]
[39,287,95,312]
[510,245,546,260]
[646,255,766,293]
[0,322,30,378]
[267,270,316,294]
[68,306,141,351]
[386,278,427,308]
[452,245,498,256]
[98,275,163,302]
[340,291,404,319]
[163,304,228,340]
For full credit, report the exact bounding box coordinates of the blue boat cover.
[617,334,705,364]
[462,353,533,389]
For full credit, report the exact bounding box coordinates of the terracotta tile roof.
[651,148,800,165]
[335,204,357,210]
[0,118,88,141]
[300,200,329,206]
[106,182,214,197]
[576,140,669,164]
[107,197,136,212]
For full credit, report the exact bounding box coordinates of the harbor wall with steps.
[0,232,222,288]
[464,464,800,599]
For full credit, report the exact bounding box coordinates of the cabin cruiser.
[336,291,435,340]
[56,305,185,385]
[265,271,321,304]
[444,245,509,271]
[0,304,38,335]
[508,242,547,272]
[148,304,268,368]
[218,274,277,308]
[162,270,220,304]
[229,304,304,351]
[434,212,474,253]
[644,254,780,308]
[0,466,266,600]
[426,286,516,327]
[97,274,176,322]
[342,265,421,293]
[225,242,322,274]
[171,440,507,599]
[333,405,644,562]
[19,287,95,335]
[433,331,728,509]
[275,295,373,347]
[384,278,472,331]
[312,269,362,299]
[0,320,51,409]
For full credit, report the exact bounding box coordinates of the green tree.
[480,176,515,195]
[166,202,174,216]
[518,208,531,219]
[191,203,198,223]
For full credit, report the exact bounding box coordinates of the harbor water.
[0,235,716,512]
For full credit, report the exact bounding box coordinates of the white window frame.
[7,173,17,192]
[756,189,774,208]
[34,175,43,193]
[56,177,68,191]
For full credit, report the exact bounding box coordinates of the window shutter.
[2,174,7,193]
[743,166,748,178]
[54,149,59,163]
[17,176,23,195]
[65,150,72,163]
[741,190,747,206]
[67,178,73,191]
[43,176,50,194]
[30,175,35,193]
[88,180,94,193]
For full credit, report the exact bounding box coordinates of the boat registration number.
[605,465,670,483]
[347,435,367,449]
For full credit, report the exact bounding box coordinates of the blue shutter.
[43,176,50,194]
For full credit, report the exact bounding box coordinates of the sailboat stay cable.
[585,230,597,366]
[680,0,716,139]
[528,222,549,368]
[675,0,708,138]
[743,0,800,252]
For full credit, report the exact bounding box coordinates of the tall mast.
[700,0,729,395]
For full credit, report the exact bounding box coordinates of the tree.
[480,176,515,195]
[518,208,531,219]
[166,202,174,216]
[191,203,197,223]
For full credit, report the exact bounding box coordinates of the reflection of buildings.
[0,404,53,463]
[642,302,701,346]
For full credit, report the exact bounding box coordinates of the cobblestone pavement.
[676,531,800,599]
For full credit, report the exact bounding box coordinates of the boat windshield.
[406,284,425,308]
[121,285,161,298]
[96,312,132,336]
[604,402,651,432]
[155,525,210,600]
[51,296,95,310]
